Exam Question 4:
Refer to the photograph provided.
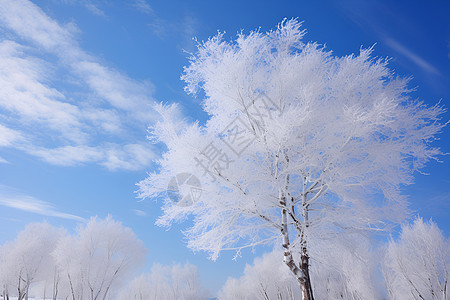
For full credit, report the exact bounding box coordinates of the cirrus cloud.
[0,0,160,171]
[0,185,86,222]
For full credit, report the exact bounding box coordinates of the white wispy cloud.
[0,0,159,170]
[23,143,156,171]
[132,0,153,14]
[26,145,104,167]
[148,13,199,52]
[0,40,86,144]
[335,1,441,79]
[100,143,156,171]
[0,123,24,147]
[0,185,85,222]
[84,2,106,17]
[72,61,156,122]
[0,0,76,51]
[132,209,148,217]
[383,38,441,77]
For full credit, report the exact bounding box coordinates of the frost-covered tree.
[218,250,300,300]
[139,19,445,299]
[0,217,147,300]
[53,234,84,300]
[382,217,449,300]
[0,222,64,300]
[53,216,147,300]
[0,242,13,300]
[310,233,381,299]
[117,263,209,300]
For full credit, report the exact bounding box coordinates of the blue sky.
[0,0,449,295]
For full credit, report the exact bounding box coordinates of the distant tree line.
[0,216,447,299]
[0,216,207,300]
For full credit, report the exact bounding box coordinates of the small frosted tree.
[382,217,449,300]
[0,222,64,300]
[310,232,381,299]
[53,216,147,300]
[139,19,445,299]
[117,263,209,300]
[218,250,300,300]
[0,242,13,300]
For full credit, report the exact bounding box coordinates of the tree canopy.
[139,19,445,299]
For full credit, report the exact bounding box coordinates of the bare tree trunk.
[300,249,314,300]
[300,193,314,300]
[53,268,59,300]
[278,154,314,300]
[24,284,29,300]
[280,194,312,299]
[259,282,270,300]
[68,273,76,300]
[18,276,23,300]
